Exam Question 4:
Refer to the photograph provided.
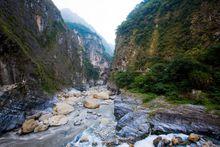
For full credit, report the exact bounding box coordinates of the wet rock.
[74,121,81,126]
[149,104,220,140]
[97,113,102,117]
[117,110,150,140]
[26,112,42,120]
[20,119,39,134]
[80,135,89,143]
[84,99,100,109]
[117,110,148,129]
[39,113,53,124]
[153,136,162,147]
[53,103,74,115]
[87,110,93,113]
[49,115,68,126]
[34,123,49,133]
[114,103,133,120]
[93,91,109,100]
[188,133,200,142]
[0,110,25,134]
[162,138,171,146]
[202,141,216,147]
[172,137,182,145]
[0,88,48,134]
[92,142,98,146]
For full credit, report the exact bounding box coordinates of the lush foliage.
[113,0,220,110]
[112,55,220,110]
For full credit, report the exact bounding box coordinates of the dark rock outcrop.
[114,95,220,141]
[0,0,83,134]
[149,104,220,140]
[114,95,149,141]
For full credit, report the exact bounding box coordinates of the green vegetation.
[113,0,220,110]
[112,54,220,110]
[0,17,58,93]
[41,21,65,49]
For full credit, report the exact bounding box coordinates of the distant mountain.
[61,8,96,33]
[61,8,114,56]
[100,37,114,56]
[61,9,113,82]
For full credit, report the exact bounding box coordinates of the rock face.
[114,95,150,141]
[149,104,220,140]
[62,9,112,82]
[0,0,83,134]
[114,95,220,141]
[112,0,220,72]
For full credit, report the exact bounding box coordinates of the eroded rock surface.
[148,101,220,140]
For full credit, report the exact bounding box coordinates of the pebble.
[97,114,102,117]
[87,110,93,114]
[74,121,81,126]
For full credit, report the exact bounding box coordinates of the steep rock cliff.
[66,23,111,82]
[111,0,220,107]
[61,9,112,82]
[0,0,83,134]
[113,0,220,71]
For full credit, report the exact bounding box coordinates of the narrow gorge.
[0,0,220,147]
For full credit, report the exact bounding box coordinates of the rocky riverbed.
[0,86,219,147]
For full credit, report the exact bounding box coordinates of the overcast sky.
[52,0,142,44]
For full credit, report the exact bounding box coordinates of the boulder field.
[0,86,219,147]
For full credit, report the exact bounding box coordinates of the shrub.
[200,44,220,67]
[131,72,157,92]
[189,70,213,89]
[114,71,137,88]
[151,83,177,95]
[166,57,210,90]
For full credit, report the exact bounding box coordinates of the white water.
[117,133,189,147]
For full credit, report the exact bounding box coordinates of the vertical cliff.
[0,0,84,133]
[113,0,220,71]
[66,23,111,82]
[61,9,112,83]
[111,0,220,108]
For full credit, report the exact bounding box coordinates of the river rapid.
[0,85,219,147]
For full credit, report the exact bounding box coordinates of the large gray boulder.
[116,110,150,140]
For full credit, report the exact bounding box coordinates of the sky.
[52,0,142,44]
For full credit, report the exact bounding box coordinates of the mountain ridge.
[111,0,220,110]
[61,8,114,56]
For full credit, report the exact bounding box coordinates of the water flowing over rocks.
[0,86,219,147]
